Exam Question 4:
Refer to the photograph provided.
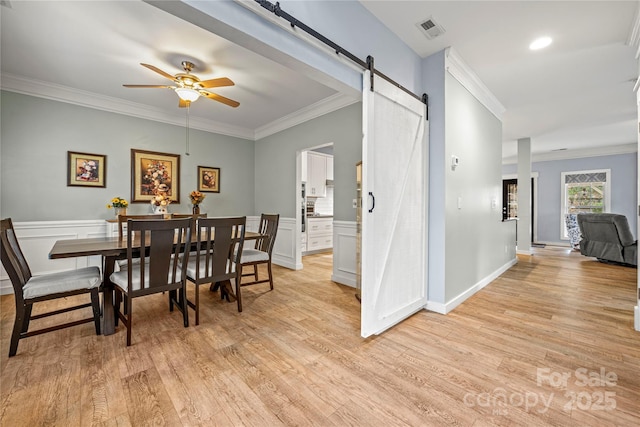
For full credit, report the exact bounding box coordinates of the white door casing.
[361,71,429,337]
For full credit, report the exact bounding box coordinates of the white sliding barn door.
[361,71,428,338]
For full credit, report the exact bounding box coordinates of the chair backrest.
[193,216,246,283]
[0,218,32,298]
[171,213,207,230]
[124,218,192,296]
[171,213,208,219]
[254,214,279,256]
[117,214,164,240]
[577,213,635,246]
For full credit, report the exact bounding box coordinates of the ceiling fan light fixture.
[175,87,200,102]
[529,36,552,50]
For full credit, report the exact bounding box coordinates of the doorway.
[502,174,539,244]
[298,144,334,268]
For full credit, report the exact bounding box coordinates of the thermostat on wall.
[451,155,460,170]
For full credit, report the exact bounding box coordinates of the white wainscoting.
[268,217,297,270]
[332,221,357,288]
[1,220,107,295]
[1,217,300,295]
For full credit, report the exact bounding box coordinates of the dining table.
[48,230,261,335]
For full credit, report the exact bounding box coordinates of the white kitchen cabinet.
[307,152,327,197]
[301,151,308,182]
[326,156,333,180]
[306,217,333,252]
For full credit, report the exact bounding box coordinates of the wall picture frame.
[131,149,180,203]
[67,151,106,187]
[197,166,220,193]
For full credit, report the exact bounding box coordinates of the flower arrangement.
[142,160,172,196]
[107,197,128,209]
[189,190,205,206]
[150,193,171,207]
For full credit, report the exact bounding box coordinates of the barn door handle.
[368,192,375,213]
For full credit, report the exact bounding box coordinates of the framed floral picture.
[67,151,106,187]
[131,149,180,203]
[197,166,220,193]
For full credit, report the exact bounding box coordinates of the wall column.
[517,137,532,255]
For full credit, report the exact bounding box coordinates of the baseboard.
[332,271,356,288]
[426,257,518,315]
[516,249,533,256]
[1,279,12,296]
[535,240,571,248]
[425,301,447,314]
[272,255,297,270]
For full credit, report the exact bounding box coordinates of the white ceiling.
[1,1,638,161]
[0,0,340,139]
[362,0,639,161]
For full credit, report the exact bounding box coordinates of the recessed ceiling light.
[529,36,552,50]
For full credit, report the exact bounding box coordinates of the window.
[560,169,610,239]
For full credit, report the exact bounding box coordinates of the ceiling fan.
[123,61,239,108]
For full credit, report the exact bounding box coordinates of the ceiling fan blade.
[201,91,240,108]
[140,63,177,82]
[123,84,173,88]
[199,77,235,89]
[178,99,191,108]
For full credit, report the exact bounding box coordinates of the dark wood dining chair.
[0,218,101,357]
[185,216,246,322]
[115,214,164,269]
[239,214,279,291]
[109,218,192,346]
[171,213,207,233]
[117,214,164,240]
[171,213,208,219]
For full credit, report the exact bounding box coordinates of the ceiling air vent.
[417,17,445,40]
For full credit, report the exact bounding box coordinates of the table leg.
[102,255,116,335]
[209,280,236,302]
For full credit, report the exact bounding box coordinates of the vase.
[192,205,200,215]
[153,205,168,215]
[114,207,127,217]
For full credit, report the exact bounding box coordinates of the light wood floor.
[1,248,638,426]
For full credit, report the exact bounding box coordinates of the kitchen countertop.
[307,214,333,218]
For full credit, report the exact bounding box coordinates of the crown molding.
[0,73,255,140]
[1,73,359,142]
[444,47,506,121]
[627,1,640,58]
[254,92,359,140]
[501,143,638,165]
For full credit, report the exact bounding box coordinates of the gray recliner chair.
[577,213,637,266]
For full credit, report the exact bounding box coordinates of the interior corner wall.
[254,103,362,221]
[443,73,510,304]
[423,50,446,304]
[0,91,255,221]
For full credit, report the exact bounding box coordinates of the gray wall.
[254,103,362,221]
[0,91,255,221]
[443,73,510,303]
[503,152,638,244]
[424,51,513,305]
[423,50,447,303]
